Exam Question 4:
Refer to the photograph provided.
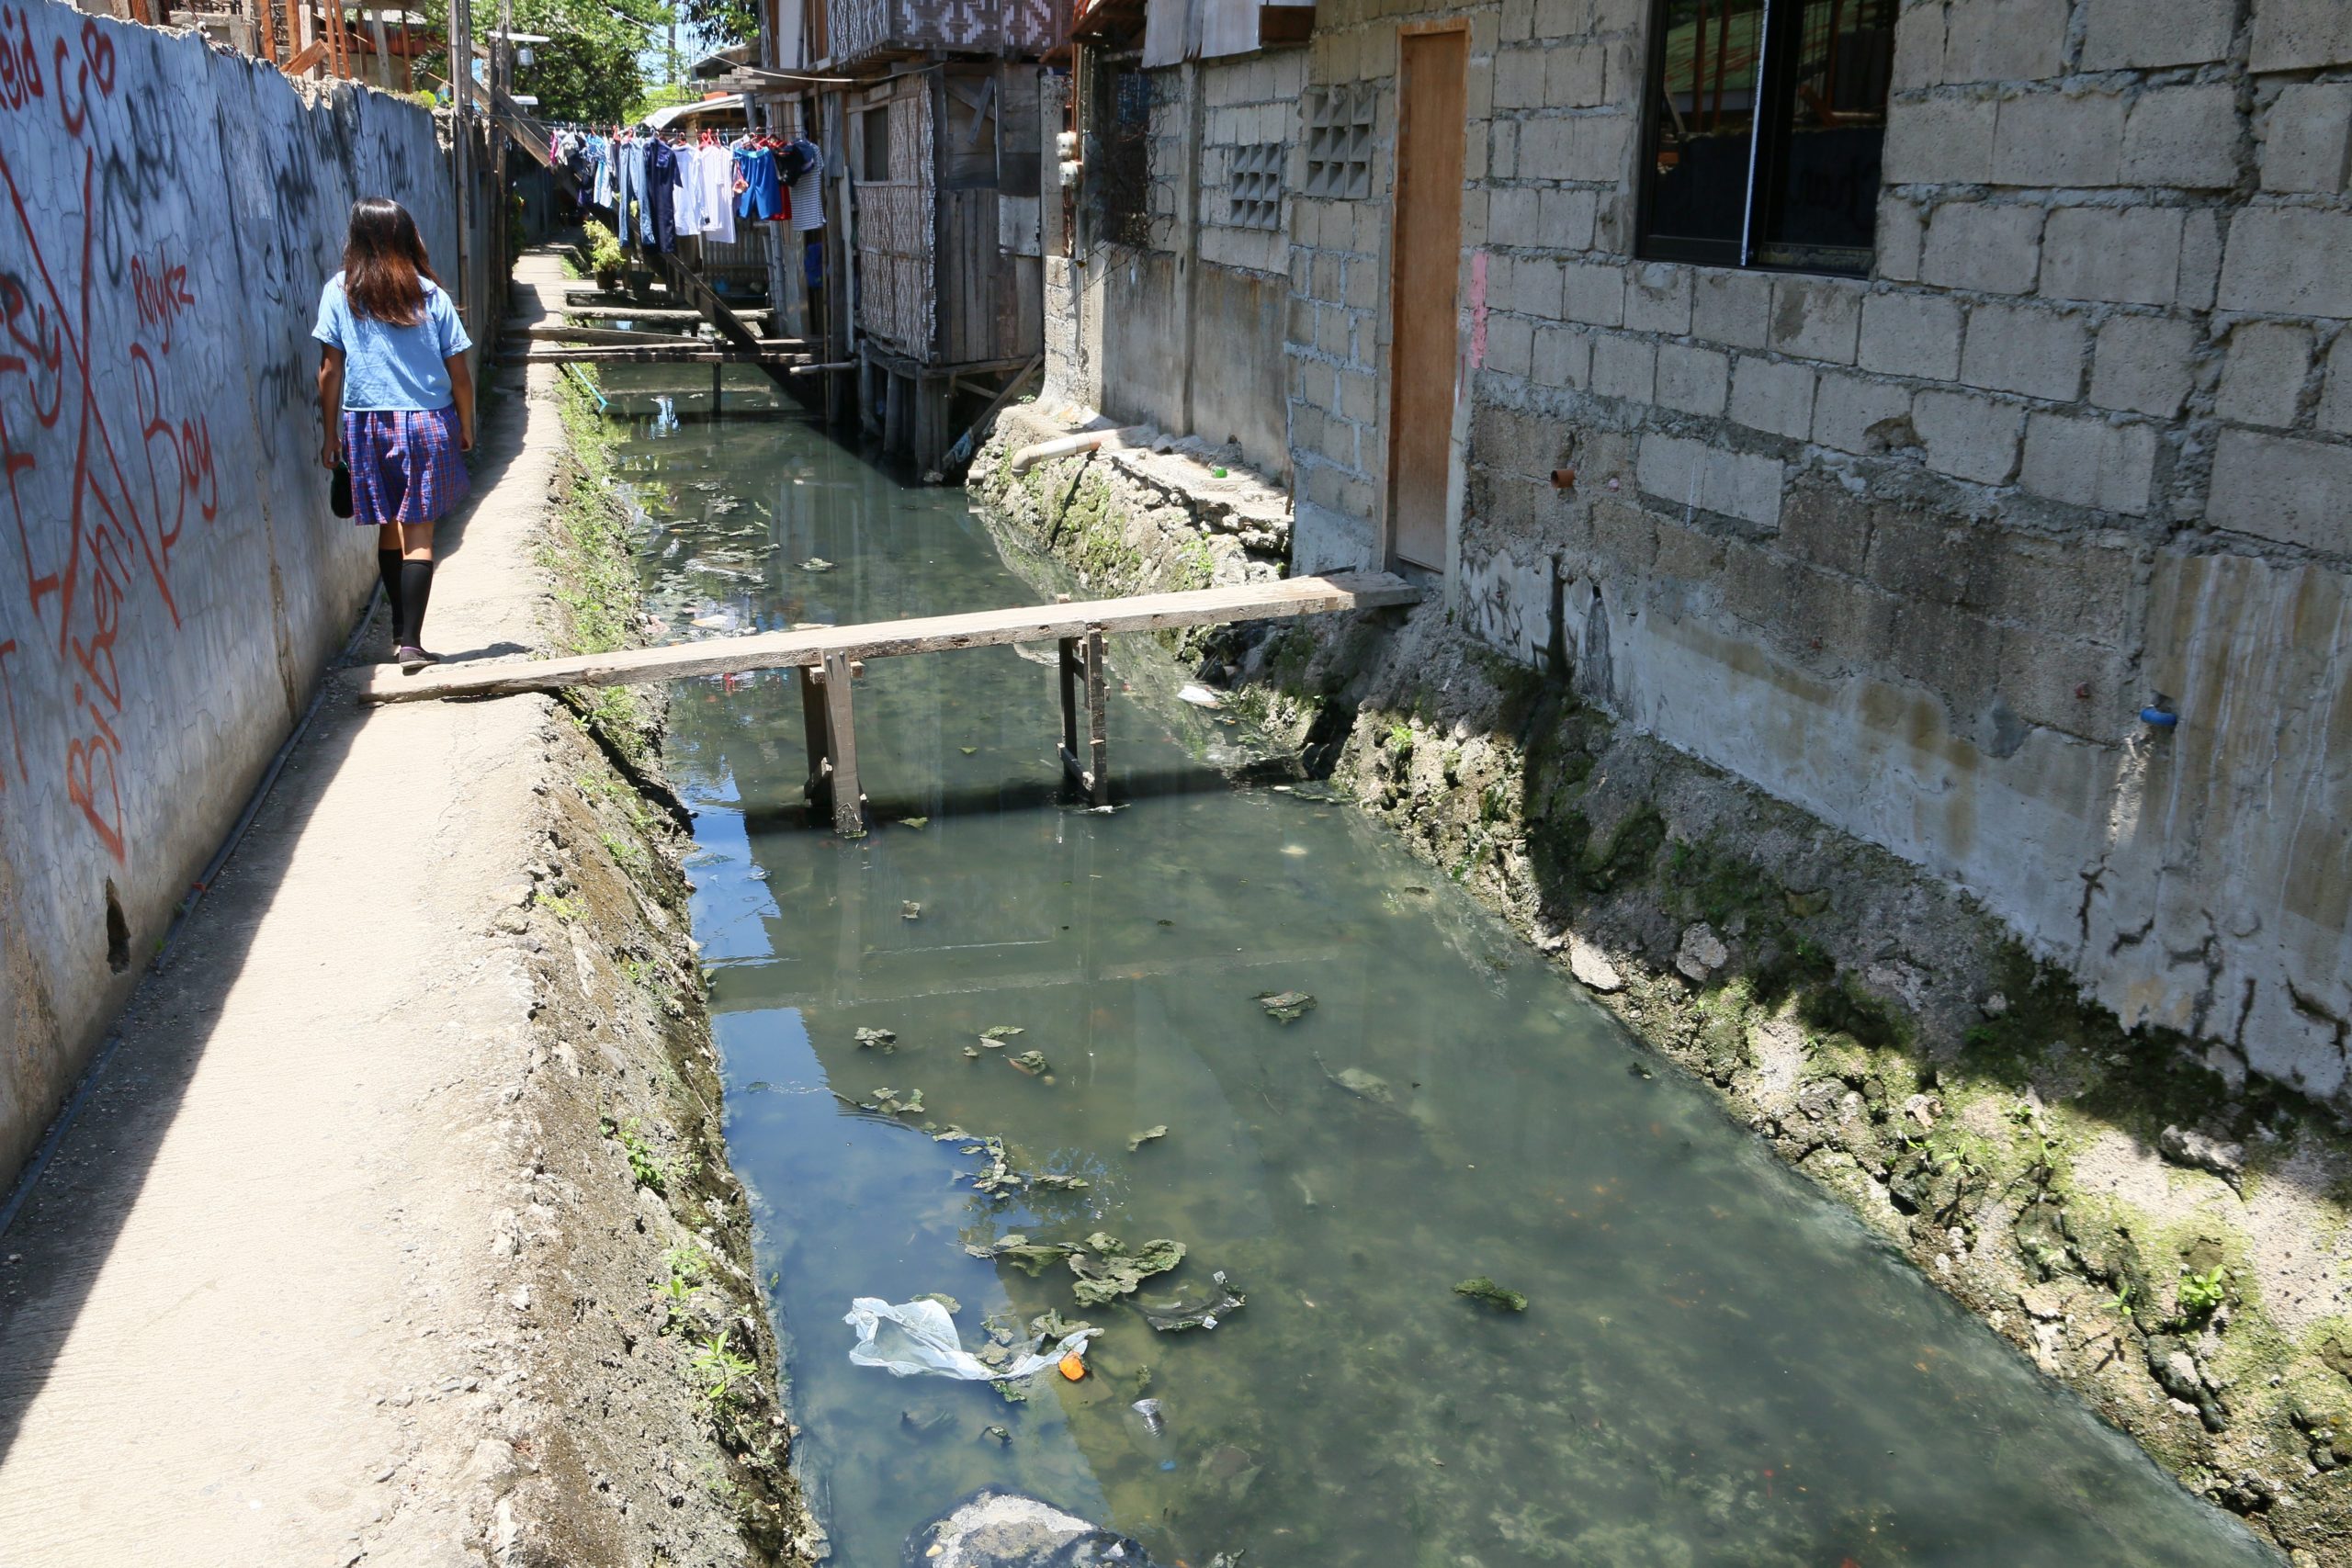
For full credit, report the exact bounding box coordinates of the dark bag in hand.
[331,460,353,518]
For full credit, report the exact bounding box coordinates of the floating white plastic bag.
[843,1297,1099,1382]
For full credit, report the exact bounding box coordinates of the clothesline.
[571,126,828,255]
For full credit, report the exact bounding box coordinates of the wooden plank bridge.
[359,572,1419,835]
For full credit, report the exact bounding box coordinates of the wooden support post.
[821,651,864,837]
[711,358,722,417]
[1084,626,1109,806]
[796,666,832,810]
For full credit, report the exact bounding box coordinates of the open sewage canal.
[594,369,2276,1568]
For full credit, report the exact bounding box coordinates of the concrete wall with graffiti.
[0,4,457,1181]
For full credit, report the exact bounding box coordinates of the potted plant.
[583,220,625,291]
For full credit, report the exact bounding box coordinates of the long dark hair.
[341,197,440,326]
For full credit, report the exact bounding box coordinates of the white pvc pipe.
[1007,424,1154,475]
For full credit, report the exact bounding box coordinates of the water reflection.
[590,369,2278,1568]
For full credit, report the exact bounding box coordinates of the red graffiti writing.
[0,4,212,864]
[130,249,193,354]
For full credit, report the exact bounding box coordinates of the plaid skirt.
[342,406,469,527]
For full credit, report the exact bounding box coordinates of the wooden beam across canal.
[358,571,1420,835]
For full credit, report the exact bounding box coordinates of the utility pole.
[449,0,474,323]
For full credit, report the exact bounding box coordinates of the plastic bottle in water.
[652,395,678,434]
[1125,1398,1176,1472]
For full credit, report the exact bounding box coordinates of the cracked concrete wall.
[1042,0,2352,1100]
[0,7,457,1181]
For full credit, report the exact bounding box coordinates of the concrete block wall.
[1283,0,2352,1100]
[0,7,457,1181]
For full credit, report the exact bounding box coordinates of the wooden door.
[1385,26,1466,571]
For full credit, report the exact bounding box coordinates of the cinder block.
[1656,342,1730,414]
[2207,430,2352,550]
[1914,389,2025,484]
[1778,483,1875,572]
[1539,187,1600,249]
[1770,277,1864,365]
[1635,434,1784,527]
[1692,267,1770,348]
[1992,90,2126,187]
[2261,84,2352,193]
[1994,626,2132,738]
[1593,494,1660,573]
[2090,315,2201,418]
[1488,186,1542,246]
[2120,85,2244,189]
[1961,301,2087,400]
[1652,518,1727,581]
[1813,373,1917,454]
[1942,0,2069,82]
[1548,43,1607,107]
[1338,370,1379,423]
[1986,532,2143,646]
[1592,333,1657,400]
[1887,597,2003,708]
[2039,208,2185,306]
[2320,334,2352,434]
[1867,513,1987,607]
[2177,210,2223,311]
[1893,4,1947,90]
[2250,0,2352,73]
[2082,0,2234,67]
[1859,291,1964,380]
[1503,254,1566,318]
[2217,209,2352,317]
[1486,314,1536,378]
[1624,264,1692,333]
[1876,197,1926,281]
[1562,260,1626,327]
[1920,202,2043,295]
[1568,114,1635,182]
[1883,95,1997,185]
[1730,355,1819,440]
[1532,323,1592,389]
[1496,45,1547,109]
[2019,412,2158,513]
[2215,321,2313,428]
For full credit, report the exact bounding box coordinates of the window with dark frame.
[1636,0,1895,277]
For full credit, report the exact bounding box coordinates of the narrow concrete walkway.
[0,256,572,1567]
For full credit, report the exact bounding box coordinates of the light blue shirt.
[311,272,471,412]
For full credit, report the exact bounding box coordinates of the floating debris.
[862,1086,925,1117]
[1127,1125,1169,1152]
[1030,1308,1093,1339]
[854,1026,899,1051]
[1453,1277,1528,1313]
[918,1292,963,1316]
[1008,1050,1051,1077]
[1178,683,1224,708]
[963,1046,981,1059]
[801,557,835,571]
[979,1025,1024,1043]
[899,816,930,830]
[980,1424,1012,1446]
[1137,1270,1246,1332]
[970,1235,1075,1278]
[901,900,922,920]
[1257,990,1316,1023]
[959,746,979,755]
[1068,1233,1185,1306]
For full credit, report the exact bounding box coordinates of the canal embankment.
[969,400,2352,1562]
[0,253,811,1567]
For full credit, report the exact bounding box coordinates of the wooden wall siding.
[825,0,1061,65]
[854,84,937,356]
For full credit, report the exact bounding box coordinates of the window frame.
[1634,0,1887,279]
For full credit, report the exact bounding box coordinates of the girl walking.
[313,197,476,671]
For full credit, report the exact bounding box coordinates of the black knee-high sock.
[398,559,435,648]
[376,549,405,637]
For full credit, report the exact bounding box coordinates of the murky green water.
[593,369,2275,1568]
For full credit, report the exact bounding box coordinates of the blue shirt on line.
[311,272,472,412]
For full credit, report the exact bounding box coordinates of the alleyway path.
[0,258,572,1567]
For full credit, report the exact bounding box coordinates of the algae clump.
[1454,1277,1528,1312]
